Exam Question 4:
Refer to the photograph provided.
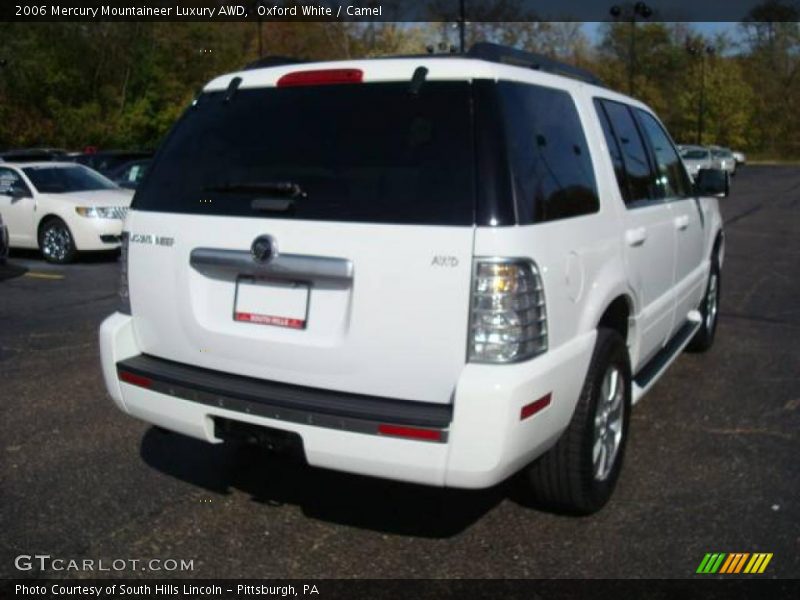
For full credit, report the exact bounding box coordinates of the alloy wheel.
[706,272,719,332]
[592,365,625,481]
[42,223,72,262]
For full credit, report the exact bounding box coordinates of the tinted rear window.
[133,82,476,225]
[498,81,599,223]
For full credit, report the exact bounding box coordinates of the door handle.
[625,227,648,247]
[674,215,690,231]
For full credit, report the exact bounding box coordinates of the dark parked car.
[108,159,151,190]
[74,151,153,177]
[1,148,69,162]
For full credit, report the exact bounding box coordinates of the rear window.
[133,82,476,226]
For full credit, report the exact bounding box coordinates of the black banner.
[2,0,800,22]
[3,579,800,600]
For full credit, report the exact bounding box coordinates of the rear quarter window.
[498,81,599,223]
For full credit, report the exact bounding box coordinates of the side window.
[0,168,26,195]
[595,100,630,204]
[636,110,692,199]
[499,81,599,223]
[597,99,655,204]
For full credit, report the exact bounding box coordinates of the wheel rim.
[42,223,71,261]
[593,365,625,481]
[706,272,718,332]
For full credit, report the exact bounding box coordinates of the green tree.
[739,1,800,156]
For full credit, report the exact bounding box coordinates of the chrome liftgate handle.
[189,248,353,284]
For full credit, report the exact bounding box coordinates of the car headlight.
[75,206,127,219]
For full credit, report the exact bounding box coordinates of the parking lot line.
[24,271,65,280]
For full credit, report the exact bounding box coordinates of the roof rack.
[467,42,603,87]
[240,45,604,87]
[243,56,307,70]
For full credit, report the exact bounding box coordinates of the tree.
[739,1,800,156]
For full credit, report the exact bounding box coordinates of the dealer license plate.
[233,278,309,329]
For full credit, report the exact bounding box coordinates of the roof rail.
[467,42,603,86]
[243,56,307,70]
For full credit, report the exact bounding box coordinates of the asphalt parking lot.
[1,165,798,580]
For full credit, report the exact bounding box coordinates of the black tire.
[686,258,720,353]
[38,217,77,264]
[521,329,632,515]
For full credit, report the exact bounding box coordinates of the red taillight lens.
[520,393,552,420]
[119,371,153,388]
[377,424,443,442]
[277,68,363,87]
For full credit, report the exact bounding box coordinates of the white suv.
[100,44,727,514]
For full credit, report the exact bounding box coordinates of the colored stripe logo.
[696,553,773,574]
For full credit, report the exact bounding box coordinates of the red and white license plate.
[234,278,309,329]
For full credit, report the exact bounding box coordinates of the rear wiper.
[203,181,307,198]
[203,181,306,213]
[250,197,295,212]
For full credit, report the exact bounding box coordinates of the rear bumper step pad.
[117,354,451,442]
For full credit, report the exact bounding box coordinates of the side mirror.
[10,186,32,200]
[695,168,729,198]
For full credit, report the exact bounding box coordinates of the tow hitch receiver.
[213,417,306,461]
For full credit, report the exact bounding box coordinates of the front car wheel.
[39,218,77,264]
[687,258,720,353]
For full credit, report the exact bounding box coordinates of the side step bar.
[632,311,702,405]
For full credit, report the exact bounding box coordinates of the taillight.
[468,259,547,363]
[119,371,152,388]
[377,424,443,442]
[276,68,363,87]
[118,231,131,315]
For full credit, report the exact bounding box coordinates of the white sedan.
[679,145,714,179]
[0,162,133,263]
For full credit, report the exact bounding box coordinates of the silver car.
[710,146,737,176]
[679,145,714,179]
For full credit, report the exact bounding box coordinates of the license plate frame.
[233,276,310,330]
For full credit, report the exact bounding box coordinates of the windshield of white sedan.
[682,150,709,159]
[23,166,116,193]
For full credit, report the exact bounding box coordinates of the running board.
[632,310,702,405]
